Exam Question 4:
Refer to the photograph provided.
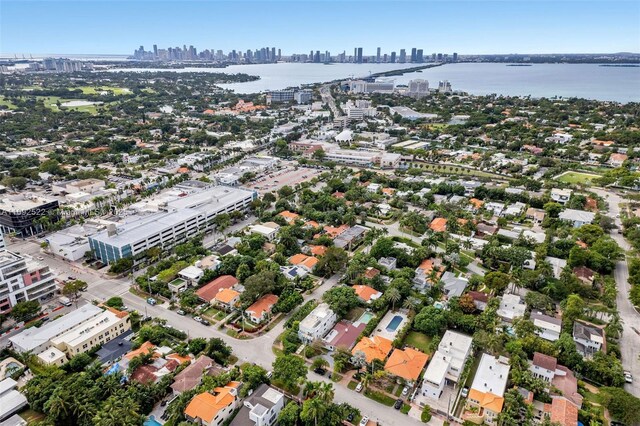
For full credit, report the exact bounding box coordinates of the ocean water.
[108,62,640,102]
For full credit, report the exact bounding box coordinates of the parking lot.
[243,166,323,194]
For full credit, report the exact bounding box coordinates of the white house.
[497,293,526,324]
[178,265,204,284]
[229,384,284,426]
[465,354,511,425]
[530,311,562,342]
[298,303,337,343]
[248,222,280,241]
[558,209,595,228]
[529,352,558,382]
[550,188,573,205]
[421,331,473,400]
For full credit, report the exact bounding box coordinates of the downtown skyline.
[1,1,639,56]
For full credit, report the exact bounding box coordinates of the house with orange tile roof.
[363,267,380,280]
[414,258,444,291]
[323,224,350,239]
[245,294,278,324]
[213,288,240,310]
[177,167,190,174]
[609,153,628,167]
[278,210,300,223]
[469,198,484,211]
[429,217,448,232]
[381,188,396,196]
[305,220,320,229]
[196,275,239,304]
[184,382,241,426]
[352,335,393,363]
[124,341,159,361]
[309,245,327,257]
[384,348,429,383]
[203,109,215,115]
[352,285,383,303]
[289,253,319,272]
[464,354,510,425]
[86,146,109,153]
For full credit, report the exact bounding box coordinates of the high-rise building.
[354,48,358,63]
[390,52,396,63]
[357,47,363,63]
[437,53,443,61]
[416,49,424,63]
[271,47,276,62]
[314,51,321,63]
[376,47,381,63]
[399,49,406,63]
[153,44,158,58]
[453,52,458,62]
[278,49,282,60]
[411,48,417,62]
[408,79,429,98]
[383,54,388,63]
[0,250,57,314]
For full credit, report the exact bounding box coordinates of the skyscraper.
[437,53,443,61]
[357,47,363,63]
[354,48,357,63]
[376,47,381,63]
[453,52,458,62]
[411,48,417,62]
[399,49,406,63]
[390,51,396,63]
[278,49,282,60]
[271,47,276,62]
[416,49,424,63]
[153,44,158,58]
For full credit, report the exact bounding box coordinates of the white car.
[624,371,633,383]
[461,387,469,398]
[359,416,369,426]
[193,316,203,323]
[402,386,410,396]
[355,382,363,393]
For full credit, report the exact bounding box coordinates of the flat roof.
[0,195,57,212]
[50,309,122,347]
[9,304,103,352]
[470,353,510,397]
[300,303,334,330]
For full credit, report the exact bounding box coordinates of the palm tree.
[315,382,335,404]
[403,296,422,313]
[301,397,325,426]
[386,287,401,311]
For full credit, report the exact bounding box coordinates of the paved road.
[592,188,640,396]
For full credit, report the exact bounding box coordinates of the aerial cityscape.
[0,1,639,426]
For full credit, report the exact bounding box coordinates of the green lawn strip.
[364,388,395,406]
[347,380,358,390]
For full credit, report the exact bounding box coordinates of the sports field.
[76,86,131,95]
[555,171,601,184]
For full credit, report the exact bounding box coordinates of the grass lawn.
[37,96,104,114]
[76,86,131,95]
[401,403,411,414]
[0,96,18,109]
[364,388,395,406]
[347,380,359,390]
[404,331,432,352]
[203,307,225,320]
[345,306,365,322]
[464,355,482,388]
[555,171,601,184]
[411,162,510,180]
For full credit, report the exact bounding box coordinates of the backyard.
[404,331,432,353]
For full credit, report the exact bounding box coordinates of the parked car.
[266,371,273,379]
[200,320,210,326]
[193,316,203,323]
[146,297,157,305]
[394,399,403,409]
[313,367,326,376]
[401,386,410,396]
[624,371,633,383]
[355,382,363,393]
[461,387,469,398]
[359,416,369,426]
[346,413,354,422]
[176,310,186,316]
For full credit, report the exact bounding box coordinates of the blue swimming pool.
[386,315,404,332]
[144,415,162,426]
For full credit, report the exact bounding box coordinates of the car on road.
[624,371,633,383]
[68,276,76,280]
[193,316,203,323]
[461,387,469,398]
[146,297,157,305]
[401,386,410,396]
[37,256,44,261]
[313,367,326,376]
[355,382,363,393]
[176,310,186,316]
[394,399,403,409]
[200,319,210,326]
[359,416,369,426]
[266,371,273,379]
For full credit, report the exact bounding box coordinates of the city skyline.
[1,1,639,55]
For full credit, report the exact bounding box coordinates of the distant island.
[600,64,640,67]
[506,64,533,67]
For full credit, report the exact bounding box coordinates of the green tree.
[414,306,448,336]
[272,355,307,391]
[10,300,41,322]
[105,296,124,309]
[278,401,301,426]
[313,246,348,277]
[484,271,511,293]
[322,286,361,317]
[241,364,269,393]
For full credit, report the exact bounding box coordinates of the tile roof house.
[171,355,215,394]
[530,311,562,342]
[278,210,300,223]
[185,382,241,426]
[352,335,393,364]
[363,267,380,280]
[352,285,383,303]
[429,218,448,232]
[322,320,366,351]
[196,275,239,303]
[245,294,278,324]
[440,271,469,299]
[530,352,558,382]
[384,348,429,383]
[572,266,595,284]
[468,291,489,311]
[213,288,241,310]
[414,258,444,292]
[573,320,605,358]
[289,254,319,272]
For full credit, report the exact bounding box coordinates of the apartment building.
[0,251,57,314]
[89,186,256,264]
[421,331,473,399]
[298,303,337,343]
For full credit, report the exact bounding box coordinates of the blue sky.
[1,1,639,55]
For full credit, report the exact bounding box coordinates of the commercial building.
[465,354,511,425]
[350,80,395,94]
[408,79,429,98]
[294,89,313,104]
[421,331,473,399]
[88,186,256,264]
[230,384,285,426]
[0,250,57,314]
[266,90,294,104]
[298,303,337,343]
[0,195,59,237]
[324,149,381,167]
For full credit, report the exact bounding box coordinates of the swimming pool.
[386,315,404,332]
[144,415,162,426]
[355,311,374,326]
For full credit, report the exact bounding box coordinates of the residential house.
[298,303,337,343]
[229,384,284,426]
[0,378,28,422]
[525,208,546,225]
[334,225,368,249]
[279,265,308,281]
[529,352,557,382]
[468,291,489,311]
[213,288,241,311]
[353,285,382,303]
[248,223,280,241]
[440,271,469,299]
[550,188,572,205]
[245,294,278,324]
[323,320,365,351]
[378,257,397,271]
[497,293,526,324]
[421,331,473,400]
[179,265,204,284]
[573,320,605,358]
[558,209,595,228]
[430,218,448,232]
[184,382,241,426]
[530,312,562,342]
[278,211,300,224]
[384,348,429,384]
[476,223,498,238]
[363,267,380,280]
[485,202,505,217]
[573,266,595,285]
[609,153,628,167]
[352,335,393,364]
[288,254,318,272]
[545,257,566,280]
[196,275,239,304]
[465,354,511,425]
[413,258,444,292]
[171,355,215,394]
